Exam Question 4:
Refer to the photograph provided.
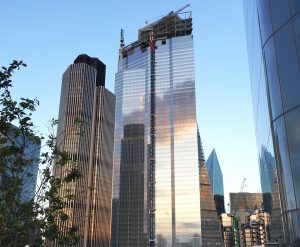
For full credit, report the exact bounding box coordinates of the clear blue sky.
[0,0,260,206]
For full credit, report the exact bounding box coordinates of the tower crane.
[240,178,247,192]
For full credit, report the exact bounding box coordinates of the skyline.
[0,0,259,205]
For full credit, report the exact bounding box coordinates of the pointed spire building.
[206,149,225,215]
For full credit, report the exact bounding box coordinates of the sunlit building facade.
[111,11,202,247]
[244,1,300,245]
[55,54,115,247]
[199,160,224,246]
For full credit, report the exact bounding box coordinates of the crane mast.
[149,29,156,247]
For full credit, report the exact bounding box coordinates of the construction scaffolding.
[121,7,192,59]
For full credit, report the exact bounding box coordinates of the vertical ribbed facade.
[54,55,115,247]
[111,11,202,247]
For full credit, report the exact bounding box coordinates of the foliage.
[0,61,82,246]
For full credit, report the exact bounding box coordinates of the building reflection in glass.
[244,1,300,244]
[118,124,147,246]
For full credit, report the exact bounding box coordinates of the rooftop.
[122,10,192,54]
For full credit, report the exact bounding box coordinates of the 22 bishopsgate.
[111,9,206,247]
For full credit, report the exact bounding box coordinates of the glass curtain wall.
[244,0,300,244]
[112,31,201,247]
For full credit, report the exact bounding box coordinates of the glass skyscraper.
[206,149,225,216]
[244,1,300,245]
[112,10,202,247]
[0,127,40,202]
[206,150,224,197]
[55,54,115,247]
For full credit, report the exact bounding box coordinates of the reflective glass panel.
[274,22,300,112]
[269,0,290,31]
[290,0,300,14]
[257,0,272,43]
[273,116,296,210]
[263,38,283,119]
[285,107,300,207]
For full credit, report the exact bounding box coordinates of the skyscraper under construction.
[111,6,203,247]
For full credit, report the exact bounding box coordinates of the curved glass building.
[244,1,300,245]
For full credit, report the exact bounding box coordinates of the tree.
[0,60,82,246]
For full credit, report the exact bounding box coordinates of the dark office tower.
[197,130,224,246]
[197,127,205,163]
[54,54,115,247]
[199,164,224,246]
[230,193,263,219]
[118,124,146,246]
[112,7,202,247]
[198,131,224,246]
[243,1,300,245]
[206,150,225,215]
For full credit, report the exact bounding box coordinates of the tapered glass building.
[206,149,225,216]
[244,1,300,245]
[111,10,202,247]
[54,54,115,247]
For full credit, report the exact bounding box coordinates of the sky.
[0,0,260,207]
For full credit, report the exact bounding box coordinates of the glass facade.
[112,13,202,247]
[244,1,300,244]
[206,149,224,197]
[0,129,40,202]
[206,149,225,216]
[55,55,115,247]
